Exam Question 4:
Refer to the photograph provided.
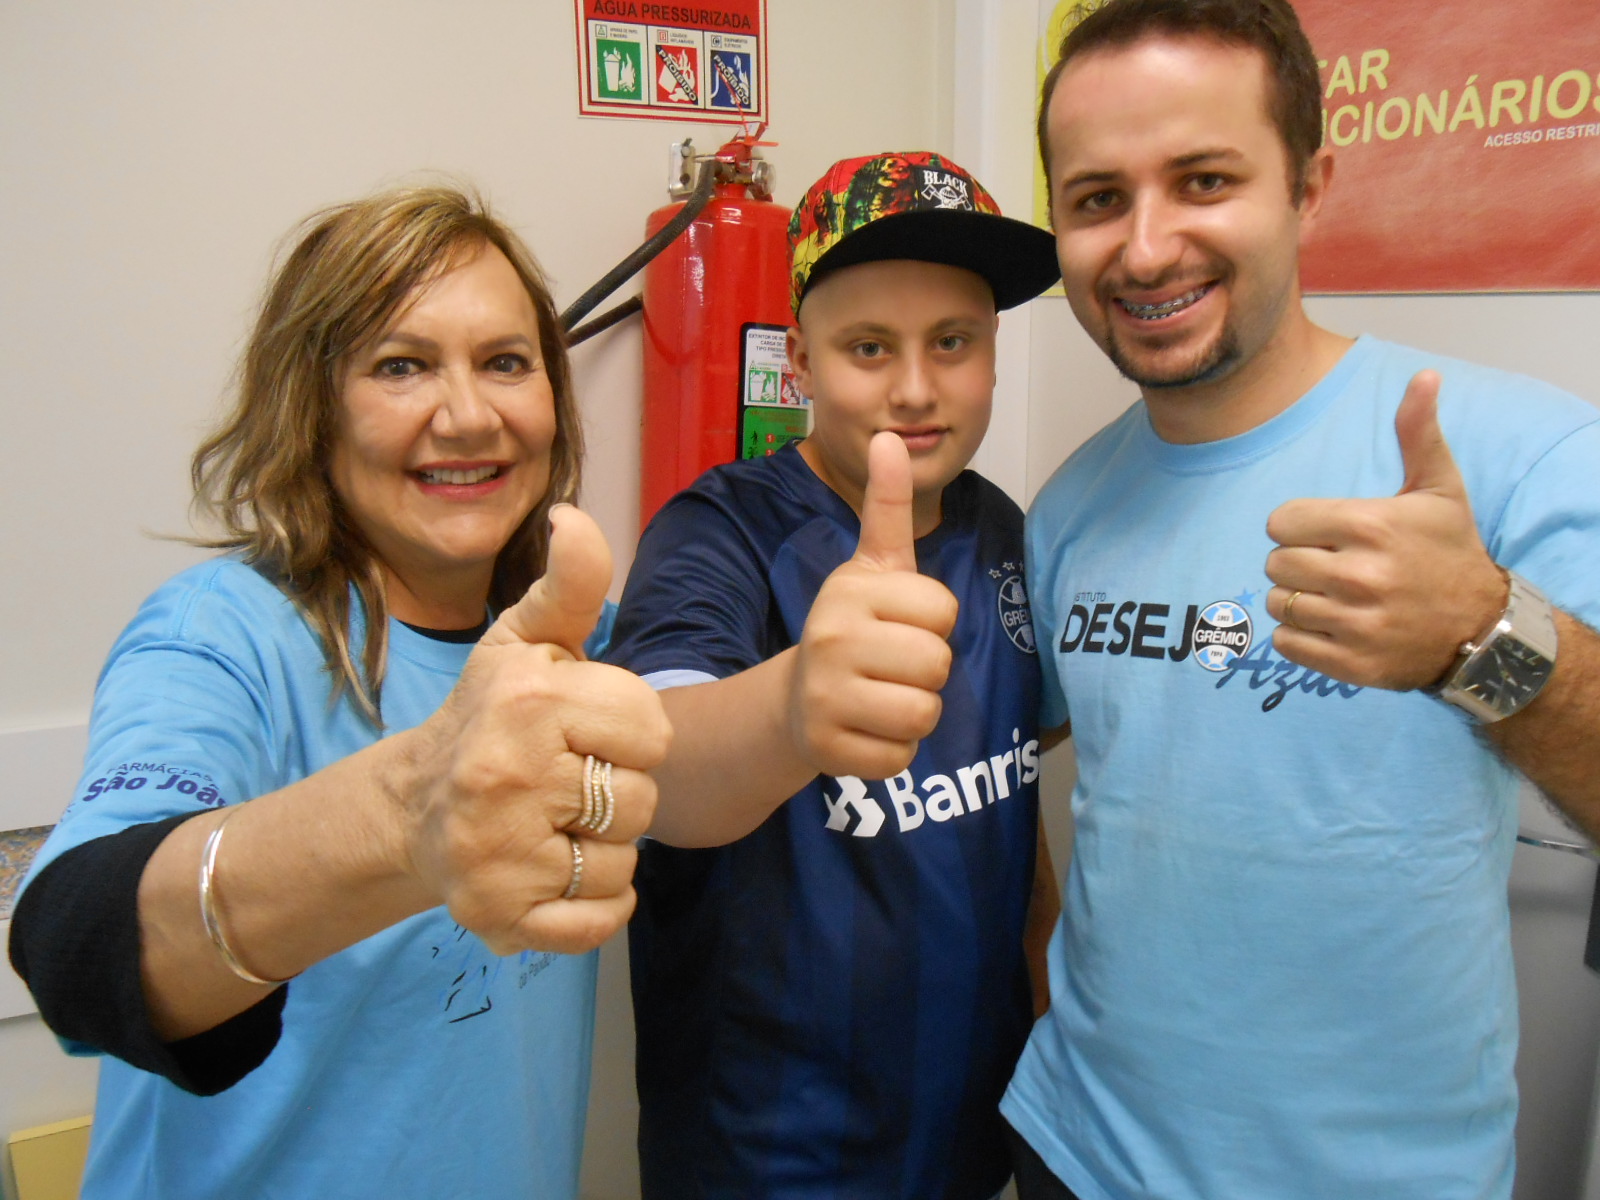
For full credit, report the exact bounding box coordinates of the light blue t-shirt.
[1003,337,1600,1200]
[24,558,608,1200]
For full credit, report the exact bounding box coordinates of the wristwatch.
[1432,570,1559,723]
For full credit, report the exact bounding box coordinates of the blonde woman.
[8,187,667,1200]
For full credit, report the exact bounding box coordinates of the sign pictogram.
[576,0,768,125]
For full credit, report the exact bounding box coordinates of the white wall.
[0,2,955,1195]
[0,0,955,731]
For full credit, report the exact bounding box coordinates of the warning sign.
[593,25,646,102]
[739,323,809,459]
[576,0,768,124]
[651,27,702,105]
[707,34,757,111]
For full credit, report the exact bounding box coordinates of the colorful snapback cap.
[787,151,1060,315]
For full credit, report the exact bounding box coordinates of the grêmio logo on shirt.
[1057,595,1362,713]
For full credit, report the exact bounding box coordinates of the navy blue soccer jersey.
[608,443,1042,1200]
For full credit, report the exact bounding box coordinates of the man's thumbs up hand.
[792,432,959,779]
[1264,370,1505,690]
[1393,371,1469,500]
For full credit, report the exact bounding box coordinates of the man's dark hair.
[1037,0,1324,205]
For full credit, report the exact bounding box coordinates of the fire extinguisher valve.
[669,130,777,200]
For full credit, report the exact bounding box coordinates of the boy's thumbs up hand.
[852,427,919,573]
[793,432,959,779]
[1263,370,1506,690]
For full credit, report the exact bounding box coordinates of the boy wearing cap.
[607,152,1060,1198]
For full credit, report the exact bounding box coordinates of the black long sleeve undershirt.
[8,813,288,1096]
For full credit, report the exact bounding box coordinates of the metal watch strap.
[1433,570,1559,723]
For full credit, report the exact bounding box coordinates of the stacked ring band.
[575,754,616,835]
[562,835,584,900]
[579,755,598,828]
[593,760,616,835]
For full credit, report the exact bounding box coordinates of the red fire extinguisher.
[639,133,793,528]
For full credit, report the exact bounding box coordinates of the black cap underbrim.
[800,208,1060,312]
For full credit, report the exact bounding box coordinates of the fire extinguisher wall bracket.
[673,128,777,199]
[640,135,791,529]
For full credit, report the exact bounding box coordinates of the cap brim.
[801,209,1060,312]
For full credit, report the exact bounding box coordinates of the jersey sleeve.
[606,491,775,682]
[11,571,294,1088]
[1490,418,1600,627]
[1024,505,1070,731]
[59,647,274,845]
[29,568,288,876]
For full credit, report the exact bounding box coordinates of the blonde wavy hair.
[191,185,582,723]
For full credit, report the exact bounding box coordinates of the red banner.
[1297,0,1600,293]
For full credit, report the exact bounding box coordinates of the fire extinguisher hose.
[564,294,642,346]
[561,158,719,345]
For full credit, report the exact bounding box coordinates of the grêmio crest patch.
[1191,600,1252,671]
[992,565,1037,655]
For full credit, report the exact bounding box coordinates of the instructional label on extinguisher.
[739,323,809,460]
[576,0,768,125]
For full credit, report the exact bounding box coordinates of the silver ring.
[1283,589,1304,630]
[561,835,584,900]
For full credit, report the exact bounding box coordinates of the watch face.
[1461,638,1555,713]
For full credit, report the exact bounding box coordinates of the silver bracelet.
[198,807,291,987]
